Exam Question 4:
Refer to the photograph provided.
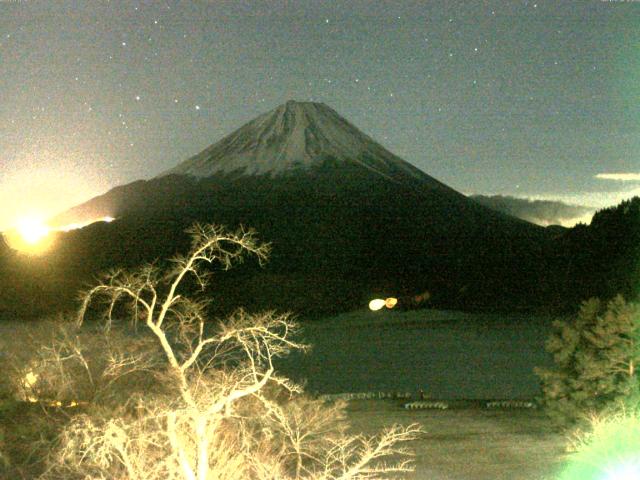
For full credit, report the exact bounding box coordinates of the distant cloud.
[471,195,595,227]
[595,173,640,182]
[528,187,640,211]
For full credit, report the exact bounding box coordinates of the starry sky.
[1,0,639,230]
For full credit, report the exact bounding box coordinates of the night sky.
[1,0,639,230]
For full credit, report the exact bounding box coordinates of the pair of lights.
[368,297,398,311]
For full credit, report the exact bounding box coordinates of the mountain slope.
[162,100,452,191]
[54,101,522,230]
[32,101,556,316]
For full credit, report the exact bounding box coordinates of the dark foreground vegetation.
[2,192,640,478]
[0,225,420,479]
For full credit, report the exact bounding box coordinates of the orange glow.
[58,216,115,232]
[17,217,49,244]
[369,297,399,311]
[385,297,398,309]
[2,215,116,255]
[3,216,55,255]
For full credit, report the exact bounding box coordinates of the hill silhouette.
[4,101,631,318]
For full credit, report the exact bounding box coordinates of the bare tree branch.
[38,224,418,480]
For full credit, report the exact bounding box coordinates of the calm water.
[277,310,555,400]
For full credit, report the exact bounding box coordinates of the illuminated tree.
[535,295,640,427]
[35,224,419,480]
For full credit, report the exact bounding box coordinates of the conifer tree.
[535,295,640,426]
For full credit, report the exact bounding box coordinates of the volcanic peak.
[161,100,435,185]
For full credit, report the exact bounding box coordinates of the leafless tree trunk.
[34,224,420,480]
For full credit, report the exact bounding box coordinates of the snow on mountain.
[161,100,448,190]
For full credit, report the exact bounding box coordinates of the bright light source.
[16,217,49,245]
[558,409,640,480]
[58,215,116,232]
[58,222,84,232]
[369,297,399,311]
[23,371,38,388]
[3,216,55,254]
[604,462,640,480]
[385,297,398,309]
[369,299,386,311]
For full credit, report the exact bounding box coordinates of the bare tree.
[37,224,419,480]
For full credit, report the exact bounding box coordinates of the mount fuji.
[24,101,553,315]
[55,100,469,226]
[164,100,449,187]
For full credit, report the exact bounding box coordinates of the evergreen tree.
[535,295,640,426]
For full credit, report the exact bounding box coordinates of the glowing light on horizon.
[16,217,50,245]
[2,215,116,255]
[596,173,640,182]
[2,216,55,254]
[58,215,115,232]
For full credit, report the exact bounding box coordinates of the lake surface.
[277,309,555,400]
[0,308,556,400]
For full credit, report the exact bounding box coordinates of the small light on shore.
[369,299,386,311]
[369,297,398,311]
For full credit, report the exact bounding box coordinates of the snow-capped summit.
[161,100,443,188]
